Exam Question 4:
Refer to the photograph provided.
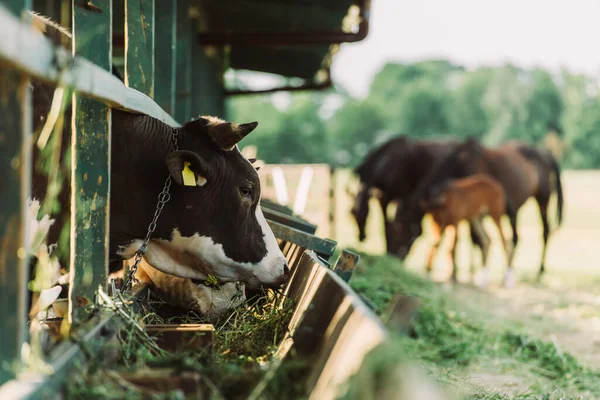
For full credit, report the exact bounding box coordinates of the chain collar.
[123,127,180,292]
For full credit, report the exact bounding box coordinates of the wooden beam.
[174,0,191,123]
[69,0,112,324]
[0,68,31,386]
[267,221,337,260]
[125,0,155,97]
[154,0,176,114]
[0,5,178,126]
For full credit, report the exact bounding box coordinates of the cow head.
[119,116,289,290]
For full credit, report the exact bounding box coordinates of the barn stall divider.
[0,1,388,398]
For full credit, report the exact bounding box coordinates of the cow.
[27,12,289,313]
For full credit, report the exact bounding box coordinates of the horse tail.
[549,154,564,225]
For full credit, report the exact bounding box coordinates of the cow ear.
[166,150,210,187]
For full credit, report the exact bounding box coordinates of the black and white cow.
[109,111,289,288]
[29,13,289,291]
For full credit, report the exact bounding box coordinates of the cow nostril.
[283,264,290,279]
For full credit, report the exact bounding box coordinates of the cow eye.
[240,185,253,199]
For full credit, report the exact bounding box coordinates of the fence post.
[0,1,32,383]
[155,0,177,115]
[125,0,155,97]
[69,0,113,324]
[174,0,191,122]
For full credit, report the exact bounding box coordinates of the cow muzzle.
[263,263,290,290]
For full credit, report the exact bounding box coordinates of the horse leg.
[426,225,444,277]
[449,226,459,284]
[535,195,551,281]
[378,196,392,254]
[471,219,491,288]
[468,219,484,280]
[492,214,515,288]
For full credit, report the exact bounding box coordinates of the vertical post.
[154,0,176,115]
[0,71,31,386]
[328,164,336,240]
[70,0,112,324]
[174,0,191,122]
[124,0,155,97]
[0,2,32,385]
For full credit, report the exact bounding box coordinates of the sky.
[332,0,600,98]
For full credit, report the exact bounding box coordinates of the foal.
[420,174,513,286]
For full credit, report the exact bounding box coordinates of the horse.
[393,137,564,287]
[348,135,485,260]
[419,174,512,286]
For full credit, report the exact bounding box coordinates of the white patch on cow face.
[117,224,287,289]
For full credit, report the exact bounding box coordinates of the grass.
[66,290,307,400]
[345,251,600,399]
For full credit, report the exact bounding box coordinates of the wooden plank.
[174,0,191,122]
[69,0,112,324]
[332,249,359,283]
[154,0,176,114]
[0,6,178,126]
[125,0,155,97]
[263,207,318,234]
[268,221,337,259]
[0,69,31,385]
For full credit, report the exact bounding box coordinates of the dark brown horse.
[349,135,484,258]
[394,137,564,286]
[420,174,512,285]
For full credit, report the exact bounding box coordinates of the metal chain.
[123,128,179,292]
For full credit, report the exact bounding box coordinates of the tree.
[480,65,529,145]
[394,81,451,137]
[448,68,492,138]
[367,60,463,124]
[523,69,563,143]
[328,99,386,166]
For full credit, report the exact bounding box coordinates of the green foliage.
[328,99,385,166]
[347,252,600,398]
[394,80,452,137]
[227,60,600,169]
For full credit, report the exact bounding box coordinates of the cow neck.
[123,124,210,291]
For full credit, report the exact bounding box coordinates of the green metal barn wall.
[192,47,225,119]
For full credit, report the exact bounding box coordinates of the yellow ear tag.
[182,161,197,186]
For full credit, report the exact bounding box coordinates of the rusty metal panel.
[332,249,359,282]
[69,0,112,324]
[125,0,155,97]
[276,251,387,400]
[0,7,177,126]
[0,68,31,385]
[174,0,191,122]
[154,0,176,115]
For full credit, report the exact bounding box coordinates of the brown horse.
[420,174,512,286]
[349,135,484,258]
[394,137,564,287]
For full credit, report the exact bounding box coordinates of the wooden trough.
[0,1,385,399]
